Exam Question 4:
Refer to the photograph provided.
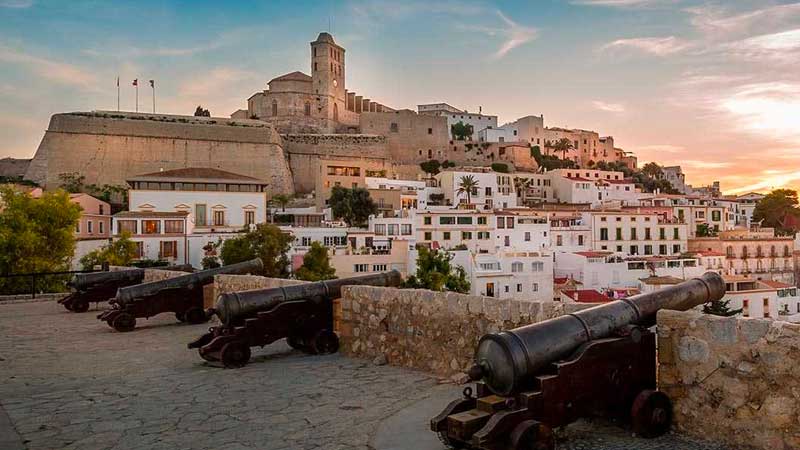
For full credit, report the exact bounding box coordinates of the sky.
[1,0,799,195]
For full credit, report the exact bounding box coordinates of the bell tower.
[311,32,345,125]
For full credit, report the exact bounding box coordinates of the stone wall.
[337,286,590,378]
[142,269,189,283]
[657,310,800,449]
[0,157,30,178]
[212,274,307,302]
[24,111,294,195]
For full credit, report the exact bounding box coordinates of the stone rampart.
[212,274,307,301]
[657,310,800,449]
[337,286,591,378]
[24,111,294,195]
[142,269,189,283]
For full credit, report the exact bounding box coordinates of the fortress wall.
[24,112,294,195]
[282,134,390,193]
[0,158,31,179]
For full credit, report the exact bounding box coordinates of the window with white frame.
[511,262,523,273]
[354,264,369,273]
[532,261,544,272]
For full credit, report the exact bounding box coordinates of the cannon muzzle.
[473,272,725,396]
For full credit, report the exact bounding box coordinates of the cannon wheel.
[310,329,339,355]
[631,390,672,438]
[112,313,136,332]
[286,334,307,351]
[71,299,90,313]
[175,311,186,322]
[220,342,251,368]
[184,307,207,325]
[509,420,555,450]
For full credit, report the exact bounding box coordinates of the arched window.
[304,102,311,116]
[333,102,338,121]
[511,262,523,273]
[271,100,278,117]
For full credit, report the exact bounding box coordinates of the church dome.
[314,32,336,44]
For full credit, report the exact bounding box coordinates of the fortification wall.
[143,269,188,283]
[337,286,591,378]
[24,112,294,195]
[0,158,31,179]
[212,274,307,302]
[657,310,800,450]
[282,134,390,193]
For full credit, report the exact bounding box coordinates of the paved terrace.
[0,301,731,450]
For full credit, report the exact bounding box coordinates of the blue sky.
[2,0,800,193]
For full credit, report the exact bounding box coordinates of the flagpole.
[135,82,138,112]
[116,76,120,111]
[150,80,155,113]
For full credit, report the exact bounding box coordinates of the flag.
[132,79,138,87]
[149,80,154,88]
[116,76,119,87]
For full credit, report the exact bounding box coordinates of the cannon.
[58,265,193,313]
[188,270,402,368]
[431,272,725,450]
[98,259,263,332]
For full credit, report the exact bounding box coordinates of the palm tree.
[270,194,290,212]
[551,138,574,161]
[457,175,479,205]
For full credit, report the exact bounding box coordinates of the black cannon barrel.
[114,259,263,305]
[214,270,403,326]
[471,272,725,396]
[70,264,194,291]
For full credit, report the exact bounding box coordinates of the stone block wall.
[657,310,800,450]
[337,286,591,378]
[212,274,306,301]
[142,269,188,283]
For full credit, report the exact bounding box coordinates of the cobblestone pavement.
[0,302,730,450]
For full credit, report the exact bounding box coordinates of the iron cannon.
[98,259,263,332]
[431,272,725,450]
[58,265,193,313]
[188,270,403,368]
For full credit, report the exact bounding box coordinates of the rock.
[372,354,387,366]
[678,336,710,363]
[450,372,470,385]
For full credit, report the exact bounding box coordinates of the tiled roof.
[114,211,189,218]
[759,280,793,289]
[128,168,267,184]
[639,275,683,285]
[562,289,613,303]
[574,251,612,258]
[270,71,312,83]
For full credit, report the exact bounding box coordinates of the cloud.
[725,28,800,63]
[601,36,691,56]
[350,0,485,21]
[591,100,625,113]
[493,11,538,58]
[178,67,258,98]
[0,45,99,91]
[681,160,732,170]
[719,82,800,140]
[687,3,800,40]
[83,28,252,59]
[0,0,33,8]
[726,170,800,195]
[571,0,672,7]
[634,144,685,153]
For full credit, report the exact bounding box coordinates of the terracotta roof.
[554,277,582,285]
[639,275,683,285]
[759,280,793,289]
[128,168,267,184]
[114,211,189,218]
[270,71,312,83]
[606,179,634,184]
[565,176,591,182]
[562,289,613,303]
[574,251,612,258]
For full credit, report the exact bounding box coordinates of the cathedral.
[234,32,394,133]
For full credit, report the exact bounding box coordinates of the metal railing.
[0,269,102,299]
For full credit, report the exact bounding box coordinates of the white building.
[550,214,591,253]
[514,172,554,206]
[113,211,191,264]
[369,212,416,251]
[435,169,517,209]
[451,250,553,302]
[721,277,798,321]
[589,210,688,256]
[417,103,498,140]
[548,169,639,206]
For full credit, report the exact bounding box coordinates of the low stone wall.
[142,269,188,283]
[657,310,800,450]
[212,274,307,300]
[0,293,65,304]
[337,286,591,378]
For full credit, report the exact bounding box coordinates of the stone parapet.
[337,286,591,378]
[142,269,187,283]
[657,310,800,449]
[212,274,306,302]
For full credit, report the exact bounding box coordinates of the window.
[645,228,651,240]
[134,242,143,258]
[498,218,505,229]
[440,217,455,225]
[401,224,412,235]
[373,264,387,272]
[673,228,680,239]
[659,244,667,255]
[742,299,749,317]
[443,232,451,240]
[600,228,608,241]
[389,122,398,132]
[160,241,178,258]
[424,232,432,240]
[213,210,225,226]
[143,220,160,234]
[673,244,681,254]
[578,235,584,246]
[631,228,637,240]
[272,100,278,116]
[374,224,386,235]
[424,216,432,225]
[511,262,523,273]
[462,232,472,240]
[88,221,93,234]
[504,236,510,246]
[525,232,531,242]
[532,282,539,292]
[457,217,473,225]
[388,224,399,235]
[616,228,623,240]
[478,231,490,240]
[195,204,207,227]
[507,217,514,229]
[245,211,255,226]
[659,228,666,240]
[75,221,80,233]
[556,235,563,246]
[428,128,432,134]
[763,298,770,318]
[477,217,487,225]
[630,245,638,255]
[354,264,369,273]
[532,261,544,272]
[485,187,492,196]
[99,221,104,234]
[712,210,721,221]
[516,283,522,292]
[644,245,653,255]
[165,220,184,234]
[118,220,137,234]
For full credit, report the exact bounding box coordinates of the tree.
[0,188,81,294]
[270,194,290,212]
[752,189,800,235]
[328,186,377,227]
[220,223,292,277]
[420,159,441,176]
[696,223,714,237]
[451,121,473,141]
[403,247,470,293]
[491,162,510,173]
[642,162,663,179]
[457,175,479,205]
[58,172,85,193]
[295,242,336,281]
[194,105,211,117]
[531,144,577,171]
[703,299,742,317]
[79,233,139,269]
[550,138,574,161]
